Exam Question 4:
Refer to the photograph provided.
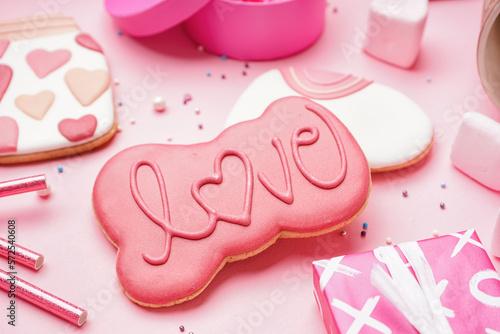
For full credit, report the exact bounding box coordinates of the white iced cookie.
[225,68,433,172]
[0,16,116,164]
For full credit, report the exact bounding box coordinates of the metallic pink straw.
[0,175,47,198]
[0,237,44,270]
[0,269,87,326]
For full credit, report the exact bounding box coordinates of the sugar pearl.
[153,96,166,111]
[37,183,51,197]
[432,229,439,237]
[385,237,392,245]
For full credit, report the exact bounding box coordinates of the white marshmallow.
[364,0,428,68]
[451,112,500,191]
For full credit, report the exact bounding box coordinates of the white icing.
[0,31,114,156]
[225,69,433,170]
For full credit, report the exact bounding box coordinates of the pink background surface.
[1,0,499,333]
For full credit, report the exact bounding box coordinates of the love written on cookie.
[93,97,371,307]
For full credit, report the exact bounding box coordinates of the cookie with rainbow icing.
[0,16,116,164]
[225,68,434,172]
[92,97,371,307]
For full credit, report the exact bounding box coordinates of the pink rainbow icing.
[279,67,373,100]
[92,97,371,306]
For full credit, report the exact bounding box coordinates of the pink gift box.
[312,230,500,333]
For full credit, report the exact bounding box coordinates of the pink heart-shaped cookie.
[0,117,19,153]
[65,68,110,106]
[15,91,55,120]
[58,115,98,142]
[0,40,9,58]
[26,49,71,78]
[0,64,13,103]
[75,33,103,53]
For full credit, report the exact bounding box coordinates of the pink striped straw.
[0,175,47,198]
[0,269,87,326]
[0,237,44,270]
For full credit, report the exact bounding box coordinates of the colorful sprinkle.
[340,230,347,236]
[206,71,211,77]
[333,7,338,13]
[432,229,439,237]
[117,30,123,36]
[402,190,408,197]
[57,166,63,173]
[426,76,431,83]
[221,74,226,79]
[242,71,247,76]
[183,93,193,104]
[245,62,249,68]
[179,325,185,332]
[198,124,203,130]
[385,237,392,245]
[440,202,445,209]
[221,55,227,60]
[361,230,367,237]
[153,96,166,111]
[197,45,204,52]
[118,101,123,106]
[441,182,446,188]
[362,222,368,229]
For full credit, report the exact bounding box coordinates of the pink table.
[1,0,499,333]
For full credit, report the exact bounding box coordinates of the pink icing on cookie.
[14,91,55,121]
[0,64,13,103]
[65,68,110,106]
[279,67,373,100]
[257,137,294,204]
[26,49,71,78]
[75,33,103,53]
[58,115,98,142]
[0,40,9,58]
[92,97,371,306]
[0,117,19,153]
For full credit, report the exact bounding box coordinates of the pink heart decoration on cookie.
[58,115,98,142]
[75,33,103,53]
[0,117,19,153]
[65,68,110,106]
[15,91,55,120]
[192,149,254,227]
[0,40,9,58]
[0,65,13,103]
[26,49,71,78]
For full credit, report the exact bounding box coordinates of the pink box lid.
[104,0,325,60]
